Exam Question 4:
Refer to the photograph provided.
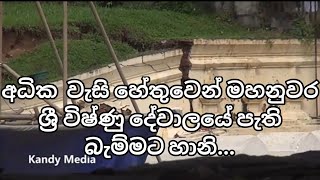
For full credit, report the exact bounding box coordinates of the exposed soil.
[0,27,183,85]
[2,30,45,61]
[2,28,181,61]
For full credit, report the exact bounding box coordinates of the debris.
[97,103,113,115]
[77,100,86,110]
[121,108,132,116]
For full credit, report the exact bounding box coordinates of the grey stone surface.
[147,131,320,164]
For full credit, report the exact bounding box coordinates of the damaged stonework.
[178,40,194,113]
[78,100,132,116]
[178,40,219,134]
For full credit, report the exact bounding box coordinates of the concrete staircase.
[224,118,320,135]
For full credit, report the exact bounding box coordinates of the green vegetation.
[2,2,313,84]
[4,2,286,41]
[6,40,137,84]
[289,17,315,42]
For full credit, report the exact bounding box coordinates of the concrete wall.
[190,39,320,124]
[3,39,319,130]
[90,39,320,128]
[71,39,320,127]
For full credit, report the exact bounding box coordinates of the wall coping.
[50,39,320,86]
[191,39,320,57]
[193,39,320,45]
[50,49,182,86]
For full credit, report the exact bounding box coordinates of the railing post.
[1,64,64,116]
[0,2,3,116]
[35,1,64,75]
[63,1,68,108]
[88,1,162,163]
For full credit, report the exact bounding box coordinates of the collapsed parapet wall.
[2,39,320,133]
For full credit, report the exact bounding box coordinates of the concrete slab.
[257,132,309,152]
[146,131,318,164]
[296,133,320,153]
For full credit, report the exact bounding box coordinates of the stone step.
[307,122,320,126]
[306,118,320,125]
[223,124,320,135]
[229,121,304,129]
